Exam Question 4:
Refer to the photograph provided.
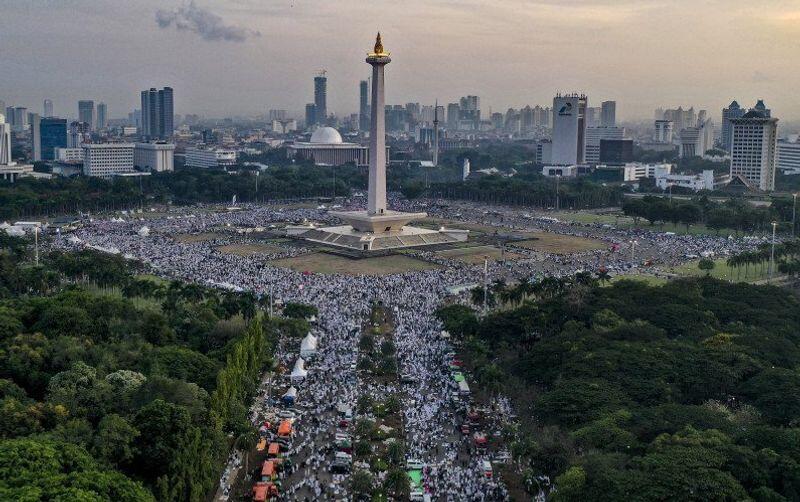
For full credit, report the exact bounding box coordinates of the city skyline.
[2,0,800,121]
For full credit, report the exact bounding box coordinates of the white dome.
[309,127,343,144]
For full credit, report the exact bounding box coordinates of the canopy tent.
[277,420,292,437]
[453,372,465,383]
[300,333,318,358]
[137,226,150,237]
[407,469,423,489]
[290,358,307,382]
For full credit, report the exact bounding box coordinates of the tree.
[384,468,410,499]
[93,414,139,468]
[698,258,715,276]
[351,470,374,499]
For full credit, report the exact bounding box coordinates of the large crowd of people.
[50,198,764,500]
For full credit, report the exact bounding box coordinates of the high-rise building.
[29,113,41,161]
[753,99,771,118]
[777,137,800,173]
[268,109,287,121]
[140,87,174,140]
[68,121,91,148]
[43,99,53,118]
[359,80,369,132]
[721,101,745,152]
[78,100,95,130]
[679,119,714,158]
[11,107,28,132]
[446,103,459,130]
[654,120,674,143]
[39,118,68,161]
[730,109,778,191]
[305,104,316,129]
[314,74,327,125]
[458,95,480,130]
[97,102,107,129]
[552,94,584,165]
[0,113,11,165]
[601,101,616,127]
[577,95,588,164]
[585,126,625,164]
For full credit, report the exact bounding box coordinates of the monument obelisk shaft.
[367,33,390,215]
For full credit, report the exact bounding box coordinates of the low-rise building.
[542,165,578,177]
[622,162,672,182]
[82,143,135,178]
[134,142,175,172]
[55,147,84,162]
[185,146,237,169]
[655,169,721,192]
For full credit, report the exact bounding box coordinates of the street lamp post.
[629,239,638,263]
[770,221,777,281]
[555,175,560,211]
[483,256,489,314]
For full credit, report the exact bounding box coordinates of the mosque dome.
[309,127,343,144]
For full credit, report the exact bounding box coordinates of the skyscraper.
[552,94,586,165]
[30,113,41,161]
[140,87,174,140]
[601,101,616,127]
[721,101,744,152]
[43,99,53,118]
[446,103,459,130]
[0,113,11,165]
[730,108,778,191]
[78,100,95,130]
[314,73,327,125]
[12,107,28,132]
[305,104,316,129]
[359,80,369,132]
[97,102,108,129]
[39,118,67,161]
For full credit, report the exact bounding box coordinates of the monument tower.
[291,33,468,251]
[367,33,390,215]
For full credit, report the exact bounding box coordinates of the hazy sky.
[2,0,799,122]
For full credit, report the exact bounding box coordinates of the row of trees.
[437,275,800,500]
[623,195,794,234]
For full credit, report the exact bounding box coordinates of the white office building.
[730,111,778,191]
[134,142,175,172]
[551,94,584,165]
[185,146,237,169]
[542,165,578,177]
[82,143,135,178]
[622,162,672,182]
[585,126,625,164]
[656,170,716,192]
[679,119,715,158]
[778,136,800,174]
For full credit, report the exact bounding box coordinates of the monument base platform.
[328,209,427,233]
[291,223,468,251]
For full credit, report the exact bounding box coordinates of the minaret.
[432,100,439,167]
[366,32,390,215]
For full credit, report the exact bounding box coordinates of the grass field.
[215,243,286,257]
[668,258,770,283]
[513,233,606,254]
[436,245,524,264]
[608,274,669,287]
[548,211,767,238]
[270,252,440,275]
[173,232,224,243]
[418,218,536,239]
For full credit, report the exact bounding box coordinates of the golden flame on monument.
[368,32,389,57]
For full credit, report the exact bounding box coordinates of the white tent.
[300,333,318,359]
[67,235,83,244]
[5,226,25,237]
[137,226,150,237]
[0,222,10,229]
[290,358,308,382]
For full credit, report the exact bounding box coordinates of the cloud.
[155,1,260,42]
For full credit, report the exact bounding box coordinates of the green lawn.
[668,258,770,283]
[549,210,766,238]
[607,274,669,287]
